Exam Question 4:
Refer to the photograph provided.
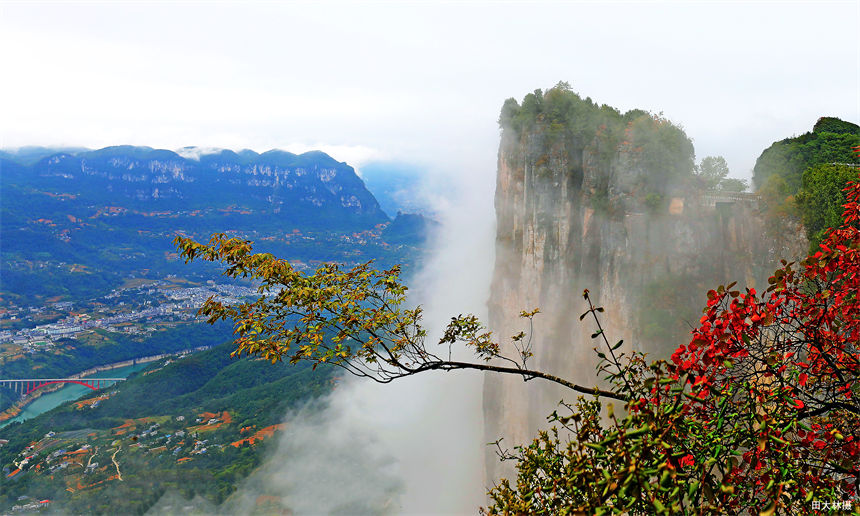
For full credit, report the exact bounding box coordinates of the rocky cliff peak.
[483,84,807,482]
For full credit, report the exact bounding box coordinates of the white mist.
[227,156,496,514]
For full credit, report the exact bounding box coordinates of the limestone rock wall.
[482,124,806,482]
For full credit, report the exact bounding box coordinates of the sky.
[1,1,859,181]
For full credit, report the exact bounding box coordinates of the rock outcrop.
[483,86,806,482]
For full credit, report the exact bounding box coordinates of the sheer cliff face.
[483,98,806,482]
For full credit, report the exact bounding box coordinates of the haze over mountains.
[2,146,387,226]
[0,146,433,303]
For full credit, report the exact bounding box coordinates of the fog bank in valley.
[221,159,497,514]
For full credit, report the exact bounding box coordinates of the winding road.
[111,447,123,481]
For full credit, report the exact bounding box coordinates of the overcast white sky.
[1,1,858,181]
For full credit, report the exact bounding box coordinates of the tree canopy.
[753,118,859,198]
[498,83,698,215]
[753,118,859,235]
[796,163,860,250]
[695,156,748,192]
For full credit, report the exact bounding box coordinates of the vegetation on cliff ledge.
[499,82,701,215]
[754,117,860,247]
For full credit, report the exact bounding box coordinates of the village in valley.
[0,277,257,361]
[4,399,285,513]
[0,218,398,362]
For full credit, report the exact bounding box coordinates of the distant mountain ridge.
[1,145,387,227]
[1,145,435,304]
[0,146,91,165]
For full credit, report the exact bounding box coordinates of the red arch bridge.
[0,378,126,397]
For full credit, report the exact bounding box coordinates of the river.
[0,362,150,429]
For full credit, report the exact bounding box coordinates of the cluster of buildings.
[4,411,231,484]
[0,282,257,354]
[8,497,52,512]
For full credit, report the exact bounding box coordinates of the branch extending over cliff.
[174,233,627,401]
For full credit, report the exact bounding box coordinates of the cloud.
[174,147,224,161]
[281,143,390,171]
[224,397,406,515]
[5,2,856,178]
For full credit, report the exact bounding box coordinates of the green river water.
[0,363,150,429]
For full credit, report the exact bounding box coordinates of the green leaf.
[624,425,650,439]
[687,480,700,498]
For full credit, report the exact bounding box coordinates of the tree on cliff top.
[753,117,860,204]
[175,155,860,514]
[696,156,748,192]
[499,84,698,216]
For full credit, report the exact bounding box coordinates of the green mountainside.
[0,323,232,413]
[0,145,426,514]
[0,341,336,514]
[500,82,697,213]
[0,146,437,306]
[0,146,405,305]
[0,145,429,422]
[3,110,856,513]
[754,117,859,193]
[753,117,860,249]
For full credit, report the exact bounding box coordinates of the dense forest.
[500,82,696,213]
[754,117,860,248]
